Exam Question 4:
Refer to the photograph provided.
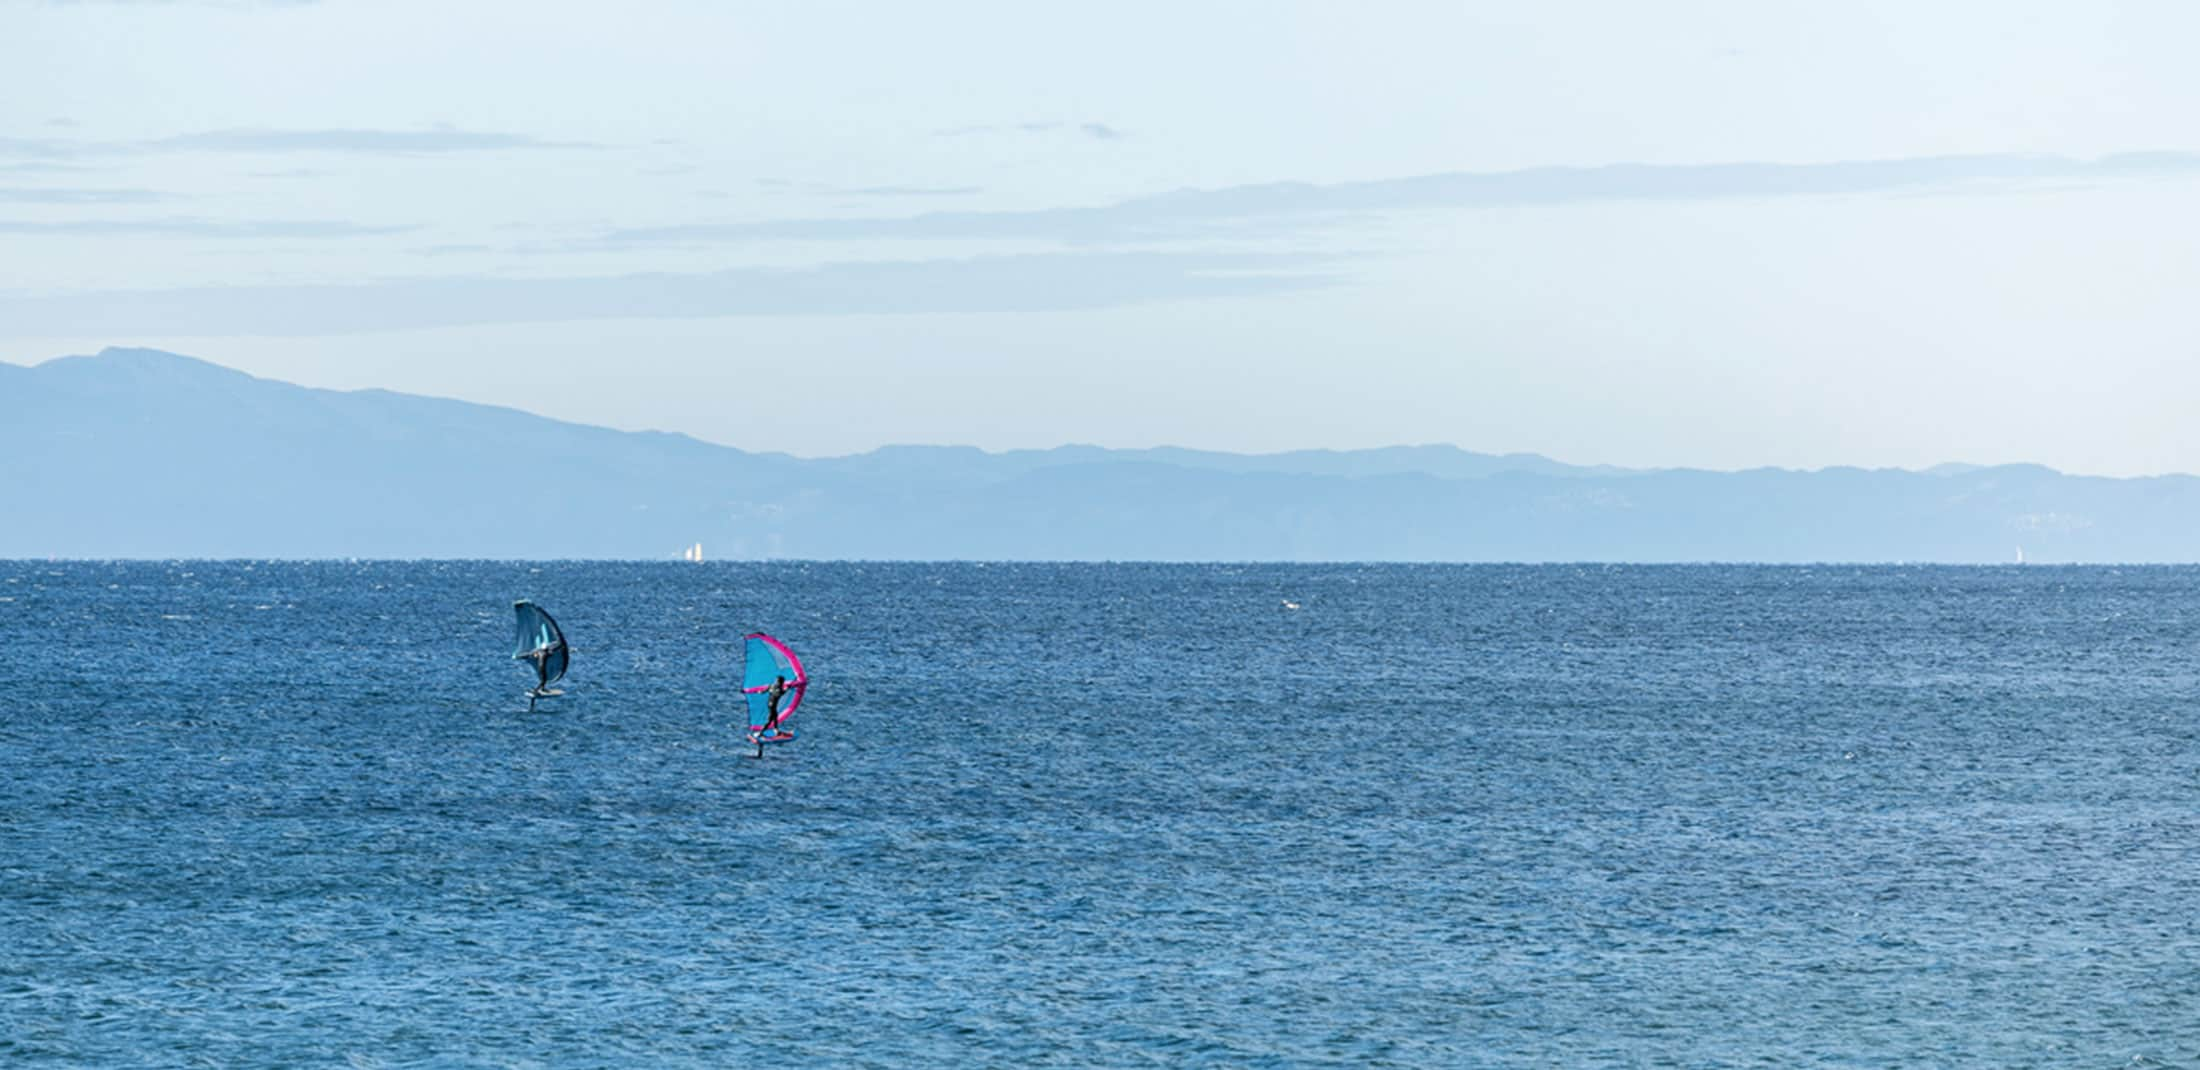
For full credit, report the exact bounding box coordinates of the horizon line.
[0,557,2179,567]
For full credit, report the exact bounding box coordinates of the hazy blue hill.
[1,349,799,557]
[4,347,2199,561]
[810,443,1618,484]
[1122,444,1627,480]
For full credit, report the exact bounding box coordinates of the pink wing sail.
[742,632,808,734]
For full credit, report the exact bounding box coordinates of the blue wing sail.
[513,601,569,688]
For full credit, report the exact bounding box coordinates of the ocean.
[5,562,2198,1066]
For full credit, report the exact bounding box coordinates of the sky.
[4,0,2200,474]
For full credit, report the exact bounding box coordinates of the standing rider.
[764,675,790,733]
[754,674,790,757]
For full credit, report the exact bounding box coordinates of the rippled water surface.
[6,562,2200,1066]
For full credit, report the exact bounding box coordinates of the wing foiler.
[743,632,807,745]
[513,600,569,711]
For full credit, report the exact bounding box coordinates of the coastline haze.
[5,347,2195,562]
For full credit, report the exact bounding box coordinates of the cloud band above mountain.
[0,251,1332,337]
[600,152,2200,246]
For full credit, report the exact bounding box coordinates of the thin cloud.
[0,127,591,160]
[599,152,2200,247]
[755,178,983,198]
[0,137,82,159]
[410,243,495,257]
[0,187,170,204]
[0,218,415,238]
[0,162,95,175]
[147,128,595,153]
[0,251,1335,337]
[846,185,983,197]
[933,120,1122,141]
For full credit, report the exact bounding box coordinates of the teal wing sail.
[743,632,807,734]
[513,600,569,688]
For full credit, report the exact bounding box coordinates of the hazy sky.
[6,0,2200,473]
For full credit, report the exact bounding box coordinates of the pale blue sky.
[6,0,2200,473]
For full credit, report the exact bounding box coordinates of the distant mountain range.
[4,347,2197,561]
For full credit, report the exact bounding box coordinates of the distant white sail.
[684,542,703,563]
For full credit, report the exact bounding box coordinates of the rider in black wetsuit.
[764,675,789,732]
[754,675,789,757]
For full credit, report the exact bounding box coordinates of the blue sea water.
[5,562,2200,1067]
